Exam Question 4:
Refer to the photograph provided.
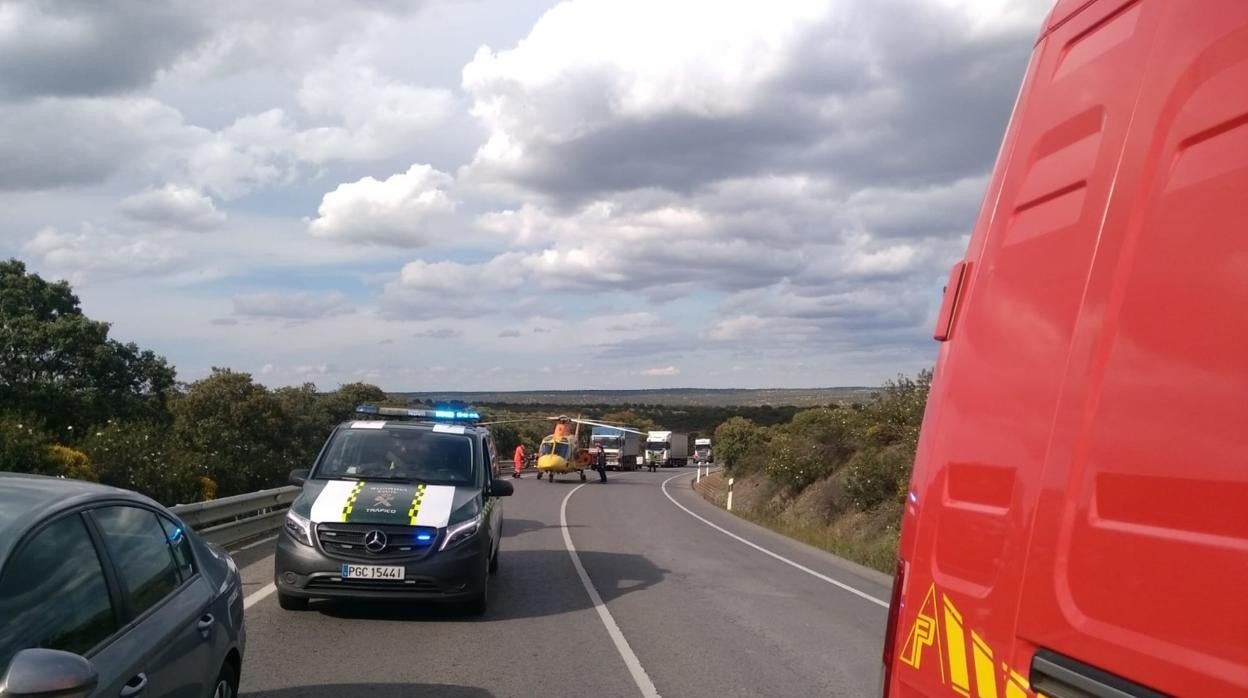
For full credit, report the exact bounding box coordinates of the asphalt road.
[230,469,891,697]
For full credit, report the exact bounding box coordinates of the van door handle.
[120,672,148,697]
[197,613,214,638]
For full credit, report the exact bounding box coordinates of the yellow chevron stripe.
[341,480,365,522]
[407,483,428,526]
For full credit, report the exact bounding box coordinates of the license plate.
[340,564,405,580]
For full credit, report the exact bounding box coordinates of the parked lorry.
[692,438,712,464]
[644,431,688,469]
[590,425,641,470]
[881,2,1248,696]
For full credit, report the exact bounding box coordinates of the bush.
[765,432,834,491]
[714,416,765,469]
[844,443,913,510]
[46,445,98,482]
[83,421,202,505]
[0,412,54,474]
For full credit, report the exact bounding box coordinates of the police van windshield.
[314,427,475,485]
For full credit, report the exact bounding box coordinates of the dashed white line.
[561,483,662,698]
[661,472,889,609]
[244,583,276,609]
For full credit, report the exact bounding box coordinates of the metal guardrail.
[170,485,299,547]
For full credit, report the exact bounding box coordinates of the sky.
[0,0,1054,391]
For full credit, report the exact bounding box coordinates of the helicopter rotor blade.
[569,417,647,435]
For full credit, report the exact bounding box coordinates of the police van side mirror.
[288,469,310,486]
[488,480,514,497]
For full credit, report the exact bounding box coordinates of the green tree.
[0,259,176,433]
[275,383,331,470]
[83,420,202,505]
[0,412,54,474]
[322,382,388,423]
[172,369,288,496]
[714,416,765,470]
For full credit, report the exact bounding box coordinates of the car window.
[92,507,183,617]
[0,514,118,671]
[158,516,195,581]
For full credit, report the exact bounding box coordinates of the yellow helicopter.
[481,415,644,483]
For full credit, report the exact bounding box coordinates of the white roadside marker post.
[696,465,702,483]
[726,477,735,511]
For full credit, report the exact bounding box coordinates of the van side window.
[0,514,118,670]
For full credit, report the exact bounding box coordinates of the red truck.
[882,1,1248,696]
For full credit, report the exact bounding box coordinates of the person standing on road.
[513,443,525,479]
[594,444,608,483]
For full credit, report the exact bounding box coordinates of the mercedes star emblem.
[364,529,388,553]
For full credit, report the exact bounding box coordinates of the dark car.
[275,407,512,615]
[0,473,245,698]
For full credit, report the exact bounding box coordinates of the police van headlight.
[284,510,314,547]
[440,501,483,551]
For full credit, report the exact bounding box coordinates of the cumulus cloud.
[308,164,457,246]
[462,0,1044,199]
[295,64,454,162]
[23,224,187,282]
[119,184,226,231]
[231,291,354,320]
[642,366,679,377]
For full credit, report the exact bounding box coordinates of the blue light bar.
[355,404,380,415]
[354,404,479,422]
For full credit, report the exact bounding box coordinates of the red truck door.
[891,1,1161,696]
[1013,2,1248,695]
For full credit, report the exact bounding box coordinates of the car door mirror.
[288,469,310,486]
[488,480,514,497]
[0,648,98,698]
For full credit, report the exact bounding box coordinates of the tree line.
[0,259,387,504]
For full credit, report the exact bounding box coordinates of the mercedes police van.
[275,406,512,615]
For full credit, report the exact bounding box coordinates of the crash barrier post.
[726,477,735,511]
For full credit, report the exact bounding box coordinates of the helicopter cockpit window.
[554,442,572,460]
[314,427,475,484]
[539,441,554,456]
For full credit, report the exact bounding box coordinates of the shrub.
[46,445,98,482]
[765,432,834,491]
[0,412,54,474]
[714,416,765,470]
[83,420,202,505]
[844,443,913,510]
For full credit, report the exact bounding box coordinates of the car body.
[882,1,1248,696]
[274,413,512,615]
[0,473,245,698]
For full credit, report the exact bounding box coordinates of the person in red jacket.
[513,443,525,479]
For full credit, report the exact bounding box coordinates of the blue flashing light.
[416,533,434,543]
[355,404,380,415]
[433,410,456,419]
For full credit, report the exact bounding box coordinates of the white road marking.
[244,583,277,610]
[561,483,662,698]
[661,472,889,609]
[235,534,277,551]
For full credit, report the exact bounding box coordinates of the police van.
[275,405,512,615]
[882,1,1248,696]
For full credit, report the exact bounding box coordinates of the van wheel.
[277,591,308,611]
[212,661,239,698]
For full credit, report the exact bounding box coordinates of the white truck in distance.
[644,431,689,469]
[693,438,712,464]
[590,426,642,470]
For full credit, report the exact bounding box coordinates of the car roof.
[0,472,151,562]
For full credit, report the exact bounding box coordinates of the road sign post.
[727,477,734,511]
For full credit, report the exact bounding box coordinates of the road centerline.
[660,472,889,609]
[561,482,662,698]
